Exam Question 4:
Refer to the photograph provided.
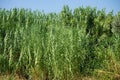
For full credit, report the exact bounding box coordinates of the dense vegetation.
[0,6,120,80]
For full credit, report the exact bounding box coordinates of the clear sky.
[0,0,120,14]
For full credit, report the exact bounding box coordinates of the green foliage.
[112,12,120,36]
[0,6,120,80]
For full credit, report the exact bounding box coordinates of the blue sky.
[0,0,120,14]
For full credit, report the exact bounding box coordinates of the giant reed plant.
[0,7,120,80]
